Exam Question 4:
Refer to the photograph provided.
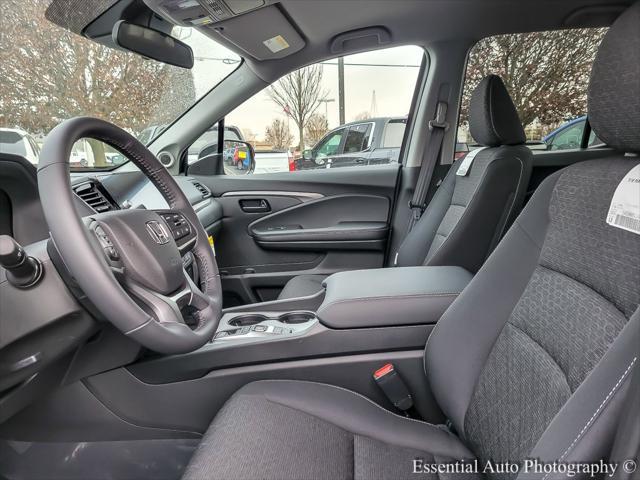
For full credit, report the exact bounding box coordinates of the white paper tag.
[456,147,487,176]
[263,35,290,53]
[606,164,640,235]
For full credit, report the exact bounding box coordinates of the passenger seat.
[278,75,533,300]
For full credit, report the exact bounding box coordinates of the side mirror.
[225,140,256,175]
[112,21,194,69]
[302,149,313,160]
[189,140,256,176]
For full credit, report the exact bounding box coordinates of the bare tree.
[0,0,195,135]
[304,114,329,147]
[268,65,329,150]
[241,128,258,142]
[354,111,372,121]
[460,28,606,133]
[265,119,294,150]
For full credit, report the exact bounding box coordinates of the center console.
[210,265,472,343]
[78,265,475,436]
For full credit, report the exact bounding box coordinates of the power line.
[194,57,241,64]
[320,61,420,68]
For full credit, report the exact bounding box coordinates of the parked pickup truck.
[296,117,407,170]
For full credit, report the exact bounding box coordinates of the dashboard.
[0,153,223,420]
[0,153,223,245]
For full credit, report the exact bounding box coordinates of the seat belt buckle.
[373,363,414,411]
[428,101,449,131]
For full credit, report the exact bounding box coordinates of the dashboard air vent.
[73,181,114,213]
[191,181,211,199]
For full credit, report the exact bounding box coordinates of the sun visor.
[205,5,304,60]
[145,0,304,60]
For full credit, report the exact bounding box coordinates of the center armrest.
[317,266,473,328]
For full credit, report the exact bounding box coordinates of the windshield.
[0,0,241,168]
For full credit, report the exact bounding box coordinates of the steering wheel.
[37,117,222,354]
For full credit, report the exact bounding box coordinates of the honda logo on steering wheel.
[146,220,170,245]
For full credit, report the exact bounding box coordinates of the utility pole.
[319,98,335,123]
[338,57,345,125]
[370,90,378,117]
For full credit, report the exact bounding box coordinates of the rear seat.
[278,74,533,300]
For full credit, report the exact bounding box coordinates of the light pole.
[319,98,335,123]
[338,57,345,125]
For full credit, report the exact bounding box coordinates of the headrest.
[469,75,526,147]
[588,1,640,152]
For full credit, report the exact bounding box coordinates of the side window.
[188,45,425,174]
[381,121,406,148]
[343,123,372,153]
[546,120,585,150]
[457,28,607,154]
[316,128,345,157]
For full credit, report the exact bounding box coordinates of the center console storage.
[316,266,473,328]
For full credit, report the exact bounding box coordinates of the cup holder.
[228,314,268,327]
[278,312,315,324]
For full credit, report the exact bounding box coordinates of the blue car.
[543,116,603,150]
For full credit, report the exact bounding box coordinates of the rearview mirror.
[112,21,194,69]
[302,149,313,160]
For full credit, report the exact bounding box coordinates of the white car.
[0,128,40,165]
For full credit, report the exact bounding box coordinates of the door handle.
[239,198,271,213]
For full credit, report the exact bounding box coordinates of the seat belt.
[407,100,449,232]
[393,99,449,266]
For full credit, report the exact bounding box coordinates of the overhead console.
[143,0,305,60]
[144,0,267,24]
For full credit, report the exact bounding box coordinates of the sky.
[184,29,423,144]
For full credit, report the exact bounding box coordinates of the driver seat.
[183,6,640,479]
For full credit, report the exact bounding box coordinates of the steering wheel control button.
[95,225,114,246]
[160,212,193,242]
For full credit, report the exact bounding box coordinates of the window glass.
[382,121,407,148]
[343,124,372,153]
[1,0,241,169]
[317,129,345,157]
[457,28,607,152]
[547,120,585,150]
[190,45,424,174]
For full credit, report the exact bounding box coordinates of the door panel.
[249,194,389,251]
[192,164,400,306]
